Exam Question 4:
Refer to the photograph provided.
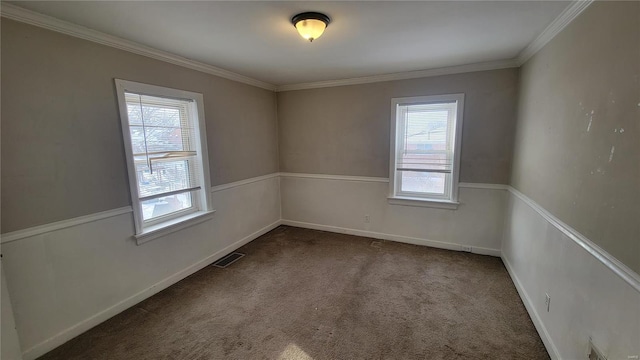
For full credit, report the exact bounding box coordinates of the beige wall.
[1,19,279,233]
[277,69,519,183]
[511,1,639,273]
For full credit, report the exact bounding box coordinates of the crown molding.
[276,59,519,92]
[277,1,594,91]
[0,3,277,91]
[1,1,592,93]
[517,0,593,65]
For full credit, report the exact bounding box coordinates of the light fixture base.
[291,12,331,27]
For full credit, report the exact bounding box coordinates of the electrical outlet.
[364,215,370,223]
[588,338,607,360]
[461,246,472,252]
[545,293,551,312]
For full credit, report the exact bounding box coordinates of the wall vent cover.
[212,252,245,268]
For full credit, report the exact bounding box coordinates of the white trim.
[458,182,509,191]
[501,254,560,360]
[279,172,389,183]
[0,3,276,91]
[114,79,213,237]
[278,173,640,293]
[387,197,459,210]
[3,172,636,294]
[281,219,501,257]
[517,0,594,65]
[278,175,283,221]
[211,173,280,193]
[0,1,592,93]
[0,207,133,244]
[279,174,512,190]
[276,59,519,92]
[0,174,279,245]
[388,93,465,203]
[20,219,283,360]
[134,210,216,245]
[507,186,640,294]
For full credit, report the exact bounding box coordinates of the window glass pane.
[128,125,147,154]
[399,171,446,195]
[141,192,193,221]
[399,108,451,172]
[126,101,182,127]
[119,82,211,234]
[135,160,193,198]
[128,125,185,154]
[405,109,448,150]
[146,125,184,153]
[127,95,198,200]
[394,100,459,200]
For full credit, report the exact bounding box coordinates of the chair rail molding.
[506,186,640,293]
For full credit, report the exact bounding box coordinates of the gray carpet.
[40,226,549,359]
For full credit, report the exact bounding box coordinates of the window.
[389,94,464,208]
[115,79,213,243]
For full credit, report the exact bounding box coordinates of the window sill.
[387,196,459,210]
[135,210,216,245]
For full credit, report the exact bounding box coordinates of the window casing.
[389,94,464,206]
[115,79,213,241]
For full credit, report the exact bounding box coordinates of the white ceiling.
[9,1,570,86]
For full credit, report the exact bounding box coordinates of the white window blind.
[125,93,203,222]
[396,102,456,174]
[390,94,464,203]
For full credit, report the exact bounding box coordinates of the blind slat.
[397,168,452,174]
[139,186,201,202]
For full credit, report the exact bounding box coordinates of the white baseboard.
[281,219,501,257]
[22,220,282,360]
[501,255,560,360]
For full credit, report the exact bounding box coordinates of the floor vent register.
[212,252,245,268]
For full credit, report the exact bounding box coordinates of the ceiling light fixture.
[291,12,331,42]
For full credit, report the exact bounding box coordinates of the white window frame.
[115,79,214,244]
[388,94,465,209]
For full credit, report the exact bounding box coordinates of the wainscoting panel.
[280,174,507,256]
[4,172,638,360]
[502,190,640,360]
[0,175,281,360]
